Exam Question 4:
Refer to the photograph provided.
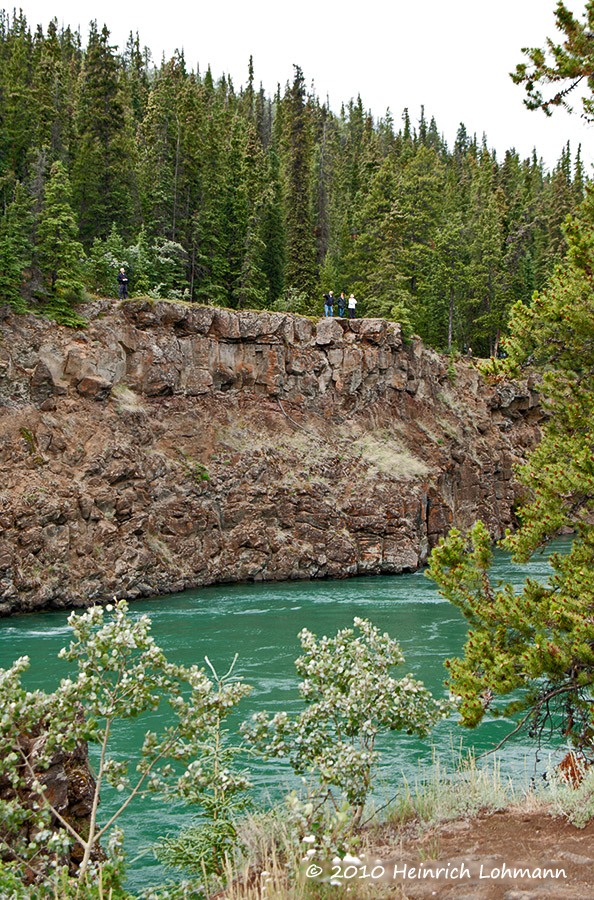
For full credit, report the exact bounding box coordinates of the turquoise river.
[0,537,572,892]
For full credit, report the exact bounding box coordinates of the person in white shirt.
[348,293,357,319]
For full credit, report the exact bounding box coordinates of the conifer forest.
[0,10,586,354]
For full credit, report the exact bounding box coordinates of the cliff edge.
[0,299,541,615]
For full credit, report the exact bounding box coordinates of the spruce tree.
[512,1,594,119]
[394,145,444,325]
[0,182,34,309]
[0,10,34,187]
[71,21,138,244]
[283,66,316,301]
[137,53,188,241]
[260,145,286,304]
[188,74,232,305]
[37,160,86,322]
[340,154,410,320]
[428,193,594,750]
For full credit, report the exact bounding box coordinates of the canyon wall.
[0,299,541,615]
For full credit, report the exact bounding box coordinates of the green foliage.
[178,450,210,483]
[0,603,447,892]
[283,66,317,297]
[87,224,126,294]
[0,859,132,899]
[511,1,594,119]
[242,618,447,853]
[0,601,252,892]
[0,9,586,350]
[36,160,86,322]
[427,193,594,751]
[88,226,188,299]
[71,22,138,243]
[155,655,252,880]
[0,181,34,309]
[547,765,594,828]
[271,286,314,316]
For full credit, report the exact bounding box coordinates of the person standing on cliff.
[117,266,129,300]
[323,291,334,317]
[347,293,357,319]
[337,291,347,317]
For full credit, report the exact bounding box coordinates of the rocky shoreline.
[0,299,542,616]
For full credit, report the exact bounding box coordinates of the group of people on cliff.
[323,291,357,319]
[117,265,360,321]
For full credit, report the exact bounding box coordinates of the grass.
[380,752,516,831]
[349,432,429,481]
[213,748,594,900]
[221,809,404,900]
[111,384,145,413]
[8,752,594,899]
[216,418,429,487]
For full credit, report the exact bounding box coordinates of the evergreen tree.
[283,66,316,300]
[0,181,34,308]
[423,216,470,350]
[260,145,286,304]
[0,10,34,195]
[340,154,410,320]
[0,5,586,349]
[512,1,594,119]
[468,188,507,356]
[87,223,125,295]
[188,73,232,304]
[394,145,445,330]
[29,17,81,163]
[71,21,138,244]
[122,30,150,125]
[37,160,86,321]
[428,192,594,750]
[235,120,269,308]
[137,53,188,242]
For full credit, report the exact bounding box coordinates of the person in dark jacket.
[337,291,347,317]
[117,267,129,300]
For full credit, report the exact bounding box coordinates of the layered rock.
[0,299,542,615]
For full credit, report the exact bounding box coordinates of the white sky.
[14,0,594,172]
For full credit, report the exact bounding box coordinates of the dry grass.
[215,414,429,485]
[111,384,145,413]
[218,752,594,900]
[349,433,429,481]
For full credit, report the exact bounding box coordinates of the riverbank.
[226,761,594,900]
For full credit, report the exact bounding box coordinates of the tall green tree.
[428,194,594,749]
[283,66,316,300]
[260,144,286,303]
[340,154,410,320]
[394,145,445,332]
[71,21,138,244]
[0,6,586,344]
[137,53,188,242]
[37,160,86,319]
[0,10,34,194]
[0,181,34,308]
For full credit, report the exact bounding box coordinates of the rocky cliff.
[0,299,541,616]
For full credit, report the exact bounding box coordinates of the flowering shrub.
[0,601,251,892]
[242,617,448,851]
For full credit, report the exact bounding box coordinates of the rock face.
[0,299,542,616]
[0,728,98,875]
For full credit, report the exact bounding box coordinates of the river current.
[0,537,572,890]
